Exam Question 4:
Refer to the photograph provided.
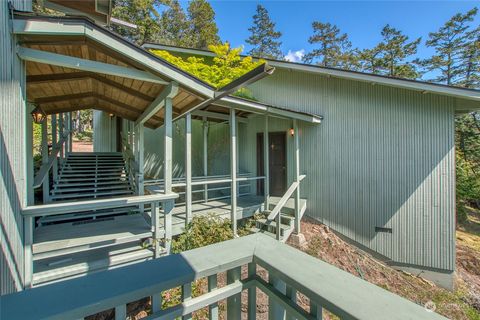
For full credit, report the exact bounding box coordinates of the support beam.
[192,110,248,123]
[58,113,64,163]
[135,82,178,126]
[293,119,301,234]
[185,113,192,225]
[136,124,144,196]
[264,116,270,210]
[163,97,174,254]
[17,47,169,85]
[229,109,237,236]
[203,117,208,203]
[68,112,73,153]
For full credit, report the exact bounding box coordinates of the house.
[0,0,474,319]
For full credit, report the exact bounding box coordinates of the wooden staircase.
[251,197,307,242]
[49,152,134,202]
[32,152,154,286]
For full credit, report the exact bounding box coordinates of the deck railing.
[1,233,447,320]
[267,174,306,240]
[22,193,178,287]
[145,173,266,205]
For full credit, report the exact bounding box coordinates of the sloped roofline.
[143,42,480,103]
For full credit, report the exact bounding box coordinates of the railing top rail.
[1,234,447,320]
[22,193,178,217]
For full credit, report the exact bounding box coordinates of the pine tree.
[187,0,220,49]
[156,0,190,47]
[417,8,477,85]
[246,5,283,59]
[303,22,355,69]
[110,0,165,45]
[459,25,480,88]
[358,46,383,74]
[376,25,420,79]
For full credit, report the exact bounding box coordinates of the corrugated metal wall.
[1,0,32,295]
[93,111,117,152]
[246,69,456,272]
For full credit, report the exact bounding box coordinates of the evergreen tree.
[303,22,356,69]
[376,25,420,79]
[458,25,480,88]
[110,0,165,45]
[246,5,283,59]
[417,8,477,85]
[156,0,190,47]
[187,0,220,49]
[358,46,383,74]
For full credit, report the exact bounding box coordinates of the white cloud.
[284,49,305,63]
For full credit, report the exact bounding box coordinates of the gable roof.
[143,43,480,105]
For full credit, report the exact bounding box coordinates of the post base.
[290,233,306,248]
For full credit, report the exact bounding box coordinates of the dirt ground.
[72,140,93,152]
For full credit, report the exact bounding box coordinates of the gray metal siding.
[246,69,456,271]
[1,0,32,294]
[93,111,117,152]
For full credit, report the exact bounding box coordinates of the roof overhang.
[43,0,112,25]
[143,43,480,109]
[12,14,275,128]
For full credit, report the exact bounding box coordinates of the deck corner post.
[264,115,269,211]
[247,263,257,320]
[229,108,237,236]
[163,96,173,254]
[185,113,192,226]
[293,119,300,234]
[227,267,241,320]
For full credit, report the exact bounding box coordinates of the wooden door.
[257,132,287,197]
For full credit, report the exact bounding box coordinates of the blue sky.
[177,1,479,63]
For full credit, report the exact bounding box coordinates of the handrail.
[33,131,70,188]
[0,233,448,320]
[267,174,306,221]
[22,193,178,217]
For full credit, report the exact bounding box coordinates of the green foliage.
[171,214,234,253]
[156,0,190,46]
[246,5,283,59]
[303,22,358,70]
[151,43,264,88]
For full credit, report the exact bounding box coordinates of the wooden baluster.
[152,292,162,314]
[310,300,323,320]
[268,273,286,320]
[276,212,281,241]
[227,267,241,320]
[164,200,173,254]
[115,304,126,320]
[182,282,192,320]
[24,216,34,289]
[208,274,219,320]
[247,263,257,320]
[285,284,296,320]
[151,202,160,258]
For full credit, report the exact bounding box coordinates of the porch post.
[185,113,192,226]
[163,97,174,254]
[264,115,269,210]
[58,113,64,163]
[51,114,58,182]
[41,119,49,204]
[229,108,237,236]
[203,116,208,203]
[68,112,73,153]
[136,124,144,196]
[25,104,34,288]
[293,119,301,234]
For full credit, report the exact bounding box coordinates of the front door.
[257,132,287,197]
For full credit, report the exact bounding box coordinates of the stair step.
[50,190,134,200]
[52,185,132,194]
[55,176,131,183]
[255,219,291,236]
[53,181,130,188]
[32,245,155,286]
[37,207,140,226]
[33,214,152,258]
[249,227,281,240]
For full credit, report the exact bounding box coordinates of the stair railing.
[120,132,138,192]
[33,129,71,189]
[266,174,306,240]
